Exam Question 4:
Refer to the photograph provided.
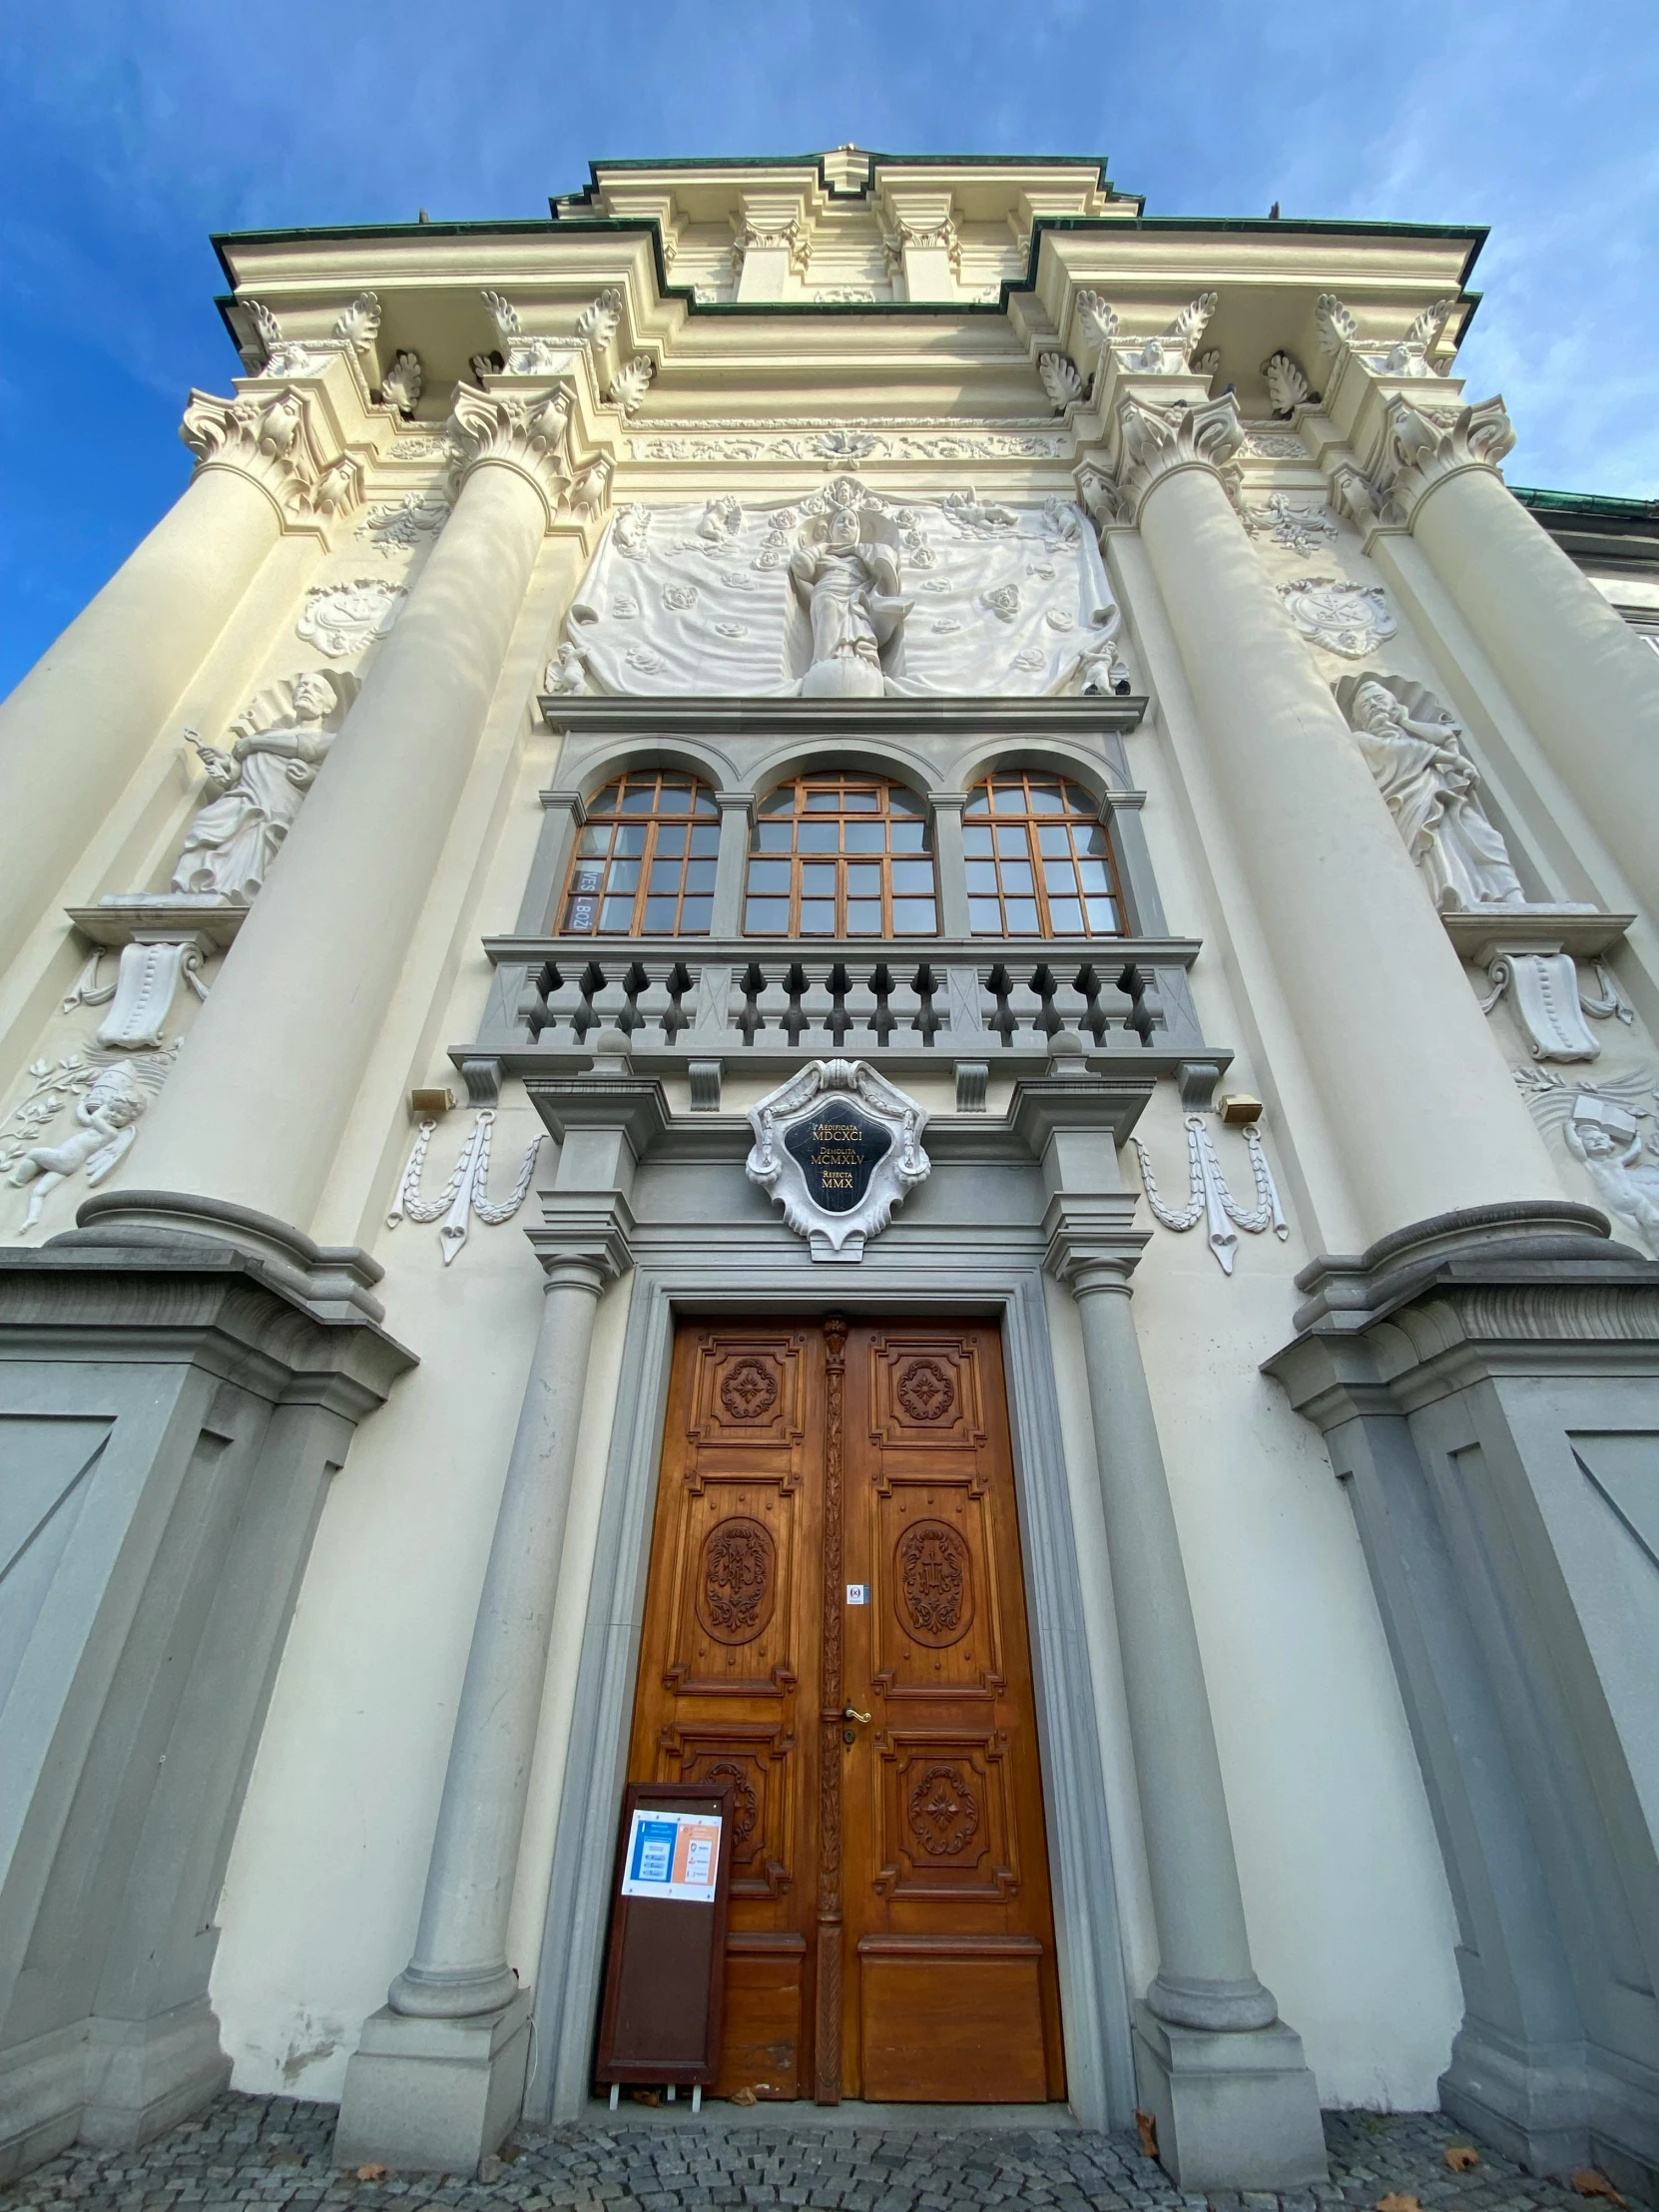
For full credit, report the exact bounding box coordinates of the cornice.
[533,696,1149,742]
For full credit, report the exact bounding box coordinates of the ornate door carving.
[624,1318,1061,2103]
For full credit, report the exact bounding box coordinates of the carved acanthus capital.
[447,383,573,523]
[1376,393,1515,523]
[1109,392,1246,521]
[179,385,361,523]
[733,217,812,278]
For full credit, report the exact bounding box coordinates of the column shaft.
[1071,1267,1270,2025]
[0,466,281,975]
[391,1261,605,2015]
[1136,462,1559,1245]
[1407,465,1659,922]
[131,463,573,1230]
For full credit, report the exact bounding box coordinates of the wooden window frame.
[963,773,1125,939]
[560,771,722,938]
[743,773,938,940]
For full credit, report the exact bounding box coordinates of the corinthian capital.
[1109,392,1246,521]
[1377,394,1515,526]
[179,385,359,523]
[447,383,573,523]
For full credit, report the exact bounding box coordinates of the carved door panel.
[840,1323,1064,2102]
[627,1324,823,2099]
[624,1318,1061,2104]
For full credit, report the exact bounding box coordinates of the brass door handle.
[843,1705,871,1725]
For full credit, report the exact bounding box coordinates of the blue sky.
[2,0,1655,699]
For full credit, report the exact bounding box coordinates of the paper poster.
[620,1808,723,1904]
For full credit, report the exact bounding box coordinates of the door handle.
[843,1705,871,1725]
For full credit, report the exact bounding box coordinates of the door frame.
[526,1239,1136,2130]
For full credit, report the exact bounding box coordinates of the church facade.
[3,148,1659,2195]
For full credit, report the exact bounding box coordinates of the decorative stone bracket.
[1444,909,1636,1063]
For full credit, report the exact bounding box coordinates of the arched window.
[561,772,720,936]
[744,774,936,937]
[965,774,1123,937]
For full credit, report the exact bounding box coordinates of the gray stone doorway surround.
[525,1243,1138,2134]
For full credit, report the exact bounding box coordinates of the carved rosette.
[179,386,362,523]
[446,382,574,525]
[1103,391,1246,524]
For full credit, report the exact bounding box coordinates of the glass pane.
[995,826,1030,856]
[568,862,605,895]
[890,859,934,893]
[1075,858,1113,893]
[613,826,647,858]
[680,897,713,933]
[577,825,611,857]
[845,901,882,934]
[798,821,837,853]
[1077,824,1108,854]
[683,859,717,893]
[1065,784,1097,816]
[759,787,796,816]
[845,862,882,896]
[1037,824,1072,856]
[1000,860,1035,895]
[747,859,791,892]
[654,825,688,857]
[599,895,635,931]
[648,859,683,892]
[590,783,622,812]
[642,896,678,931]
[805,788,842,812]
[991,784,1025,814]
[800,900,835,933]
[563,894,598,932]
[658,778,691,804]
[962,825,995,856]
[893,900,936,935]
[841,790,879,811]
[745,896,788,931]
[1048,899,1084,934]
[888,821,928,853]
[1044,860,1079,894]
[694,789,720,817]
[843,821,885,853]
[964,790,990,817]
[965,861,1000,895]
[1027,784,1064,814]
[802,862,836,896]
[690,825,722,855]
[1085,897,1120,932]
[607,859,640,893]
[621,785,656,814]
[968,898,1004,934]
[1004,899,1041,934]
[755,822,793,852]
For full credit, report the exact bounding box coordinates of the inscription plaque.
[746,1058,930,1263]
[784,1104,893,1214]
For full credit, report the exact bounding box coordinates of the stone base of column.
[80,1999,234,2150]
[1438,2021,1593,2177]
[1132,2003,1328,2189]
[334,1993,532,2176]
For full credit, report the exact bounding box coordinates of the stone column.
[1105,390,1562,1249]
[118,385,585,1239]
[1375,396,1659,923]
[335,1081,662,2177]
[0,386,333,977]
[709,789,754,937]
[930,791,971,938]
[1027,1079,1326,2189]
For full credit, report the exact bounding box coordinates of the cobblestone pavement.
[0,2094,1628,2212]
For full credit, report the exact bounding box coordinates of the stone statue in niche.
[1337,673,1526,912]
[789,506,909,697]
[172,669,359,901]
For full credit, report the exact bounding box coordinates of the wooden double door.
[623,1317,1065,2103]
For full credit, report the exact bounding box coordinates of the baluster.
[799,962,836,1054]
[752,962,792,1048]
[1049,964,1092,1049]
[531,965,586,1051]
[887,965,923,1048]
[586,962,632,1051]
[840,962,879,1054]
[1001,962,1047,1053]
[633,962,676,1054]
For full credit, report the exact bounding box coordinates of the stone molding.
[68,1188,393,1326]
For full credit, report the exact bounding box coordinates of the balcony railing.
[464,936,1227,1108]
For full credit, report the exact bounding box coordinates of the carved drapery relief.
[555,476,1119,698]
[296,576,407,657]
[386,1107,544,1264]
[172,669,359,902]
[1130,1113,1290,1275]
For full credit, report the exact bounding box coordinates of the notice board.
[595,1780,734,2089]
